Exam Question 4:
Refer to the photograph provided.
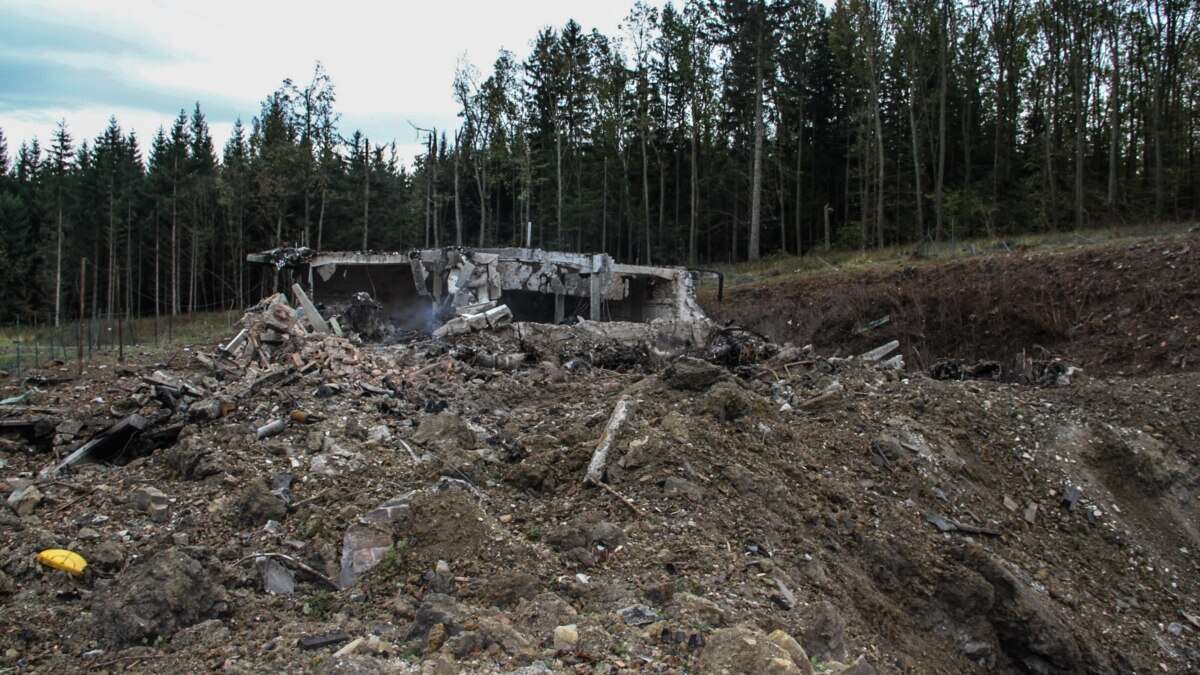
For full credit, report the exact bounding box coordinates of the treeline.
[0,0,1197,325]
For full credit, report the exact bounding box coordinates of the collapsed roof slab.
[247,246,708,325]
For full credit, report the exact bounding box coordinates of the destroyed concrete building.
[247,247,710,337]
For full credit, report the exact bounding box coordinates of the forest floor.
[0,227,1197,674]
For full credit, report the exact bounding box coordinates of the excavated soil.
[0,234,1196,674]
[707,232,1200,377]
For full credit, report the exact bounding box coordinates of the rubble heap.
[0,264,1196,674]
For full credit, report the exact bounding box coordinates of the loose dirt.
[0,233,1196,674]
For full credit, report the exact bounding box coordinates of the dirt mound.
[706,233,1200,377]
[0,246,1197,672]
[96,547,227,647]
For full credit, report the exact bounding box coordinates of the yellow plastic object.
[36,548,87,576]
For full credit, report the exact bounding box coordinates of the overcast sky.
[0,0,663,164]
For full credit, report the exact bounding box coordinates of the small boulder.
[130,486,170,523]
[231,480,287,528]
[96,547,225,646]
[767,630,815,675]
[7,484,42,517]
[553,624,579,650]
[800,600,849,663]
[700,625,803,674]
[673,592,725,626]
[664,357,724,391]
[702,381,753,422]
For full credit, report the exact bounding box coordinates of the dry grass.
[0,310,242,372]
[696,222,1197,300]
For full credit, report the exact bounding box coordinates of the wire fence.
[0,310,242,378]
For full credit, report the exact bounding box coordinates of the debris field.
[0,236,1198,674]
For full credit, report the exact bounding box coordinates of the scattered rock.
[553,624,579,650]
[700,625,804,674]
[130,486,170,523]
[673,592,725,626]
[7,484,42,516]
[766,630,815,675]
[256,556,295,595]
[800,600,849,663]
[232,480,287,528]
[162,440,221,481]
[771,578,796,610]
[664,357,725,391]
[298,631,351,650]
[96,547,226,646]
[702,381,753,422]
[333,635,395,658]
[617,604,660,626]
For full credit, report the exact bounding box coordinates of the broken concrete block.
[432,317,470,339]
[131,486,170,523]
[7,484,42,516]
[456,300,497,317]
[484,304,513,328]
[256,556,295,595]
[464,312,489,331]
[291,283,329,334]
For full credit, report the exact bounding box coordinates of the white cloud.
[1,0,663,161]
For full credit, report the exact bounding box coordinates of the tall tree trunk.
[935,2,948,242]
[171,165,178,317]
[424,135,433,247]
[602,154,609,254]
[641,126,652,264]
[477,163,487,248]
[908,81,924,242]
[658,146,666,258]
[748,62,765,261]
[317,187,327,251]
[54,200,63,326]
[689,117,699,266]
[1072,23,1087,231]
[154,203,160,341]
[454,137,463,247]
[362,137,370,250]
[556,128,564,249]
[1106,35,1120,207]
[794,97,804,256]
[776,136,787,254]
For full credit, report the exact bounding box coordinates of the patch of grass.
[0,309,242,372]
[696,222,1196,300]
[303,590,337,619]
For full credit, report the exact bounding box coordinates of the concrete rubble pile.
[0,247,1165,675]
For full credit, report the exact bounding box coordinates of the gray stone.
[800,600,848,662]
[256,556,295,595]
[673,592,725,625]
[617,604,660,626]
[663,357,724,391]
[7,484,42,516]
[553,624,579,650]
[130,486,169,523]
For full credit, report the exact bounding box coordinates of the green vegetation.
[699,222,1197,297]
[0,0,1195,328]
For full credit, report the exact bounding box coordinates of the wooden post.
[78,259,85,376]
[554,293,565,324]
